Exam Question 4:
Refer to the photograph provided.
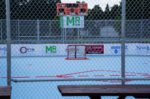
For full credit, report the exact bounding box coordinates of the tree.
[104,4,110,19]
[10,0,61,20]
[0,0,5,19]
[110,4,121,20]
[109,4,122,35]
[86,5,104,20]
[85,9,92,20]
[126,0,149,19]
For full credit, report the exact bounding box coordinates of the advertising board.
[85,45,104,54]
[11,44,41,57]
[1,44,150,57]
[0,45,7,56]
[60,16,84,28]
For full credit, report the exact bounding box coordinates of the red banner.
[85,45,104,54]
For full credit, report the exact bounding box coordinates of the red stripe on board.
[36,75,74,78]
[63,69,117,76]
[136,73,143,74]
[141,74,150,77]
[65,58,89,60]
[125,80,132,82]
[111,71,120,72]
[59,69,143,77]
[126,75,136,76]
[56,75,74,78]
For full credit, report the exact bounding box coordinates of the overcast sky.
[61,0,121,10]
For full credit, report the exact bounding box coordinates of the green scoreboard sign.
[60,16,84,28]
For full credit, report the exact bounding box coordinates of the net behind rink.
[66,45,88,60]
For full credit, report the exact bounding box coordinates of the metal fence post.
[17,20,20,40]
[121,0,126,85]
[6,0,11,86]
[37,20,40,41]
[0,20,2,41]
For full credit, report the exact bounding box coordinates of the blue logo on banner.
[0,47,7,54]
[136,46,150,51]
[111,46,128,54]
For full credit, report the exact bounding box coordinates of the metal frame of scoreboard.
[57,2,88,16]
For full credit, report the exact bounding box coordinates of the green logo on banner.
[60,16,84,28]
[46,46,56,53]
[67,16,80,26]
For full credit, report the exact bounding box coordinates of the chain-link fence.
[0,0,150,99]
[0,19,149,43]
[0,0,7,88]
[125,0,150,86]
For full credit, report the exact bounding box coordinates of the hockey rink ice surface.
[0,56,150,99]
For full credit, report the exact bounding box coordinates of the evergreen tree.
[0,0,5,19]
[10,0,61,20]
[86,5,104,20]
[126,0,149,19]
[104,4,110,19]
[110,4,121,20]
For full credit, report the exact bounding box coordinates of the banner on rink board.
[1,44,150,57]
[106,44,150,55]
[0,45,7,57]
[10,44,67,57]
[60,16,84,28]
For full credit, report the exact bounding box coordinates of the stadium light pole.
[121,0,126,85]
[6,0,11,86]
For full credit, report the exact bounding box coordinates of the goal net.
[66,45,88,60]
